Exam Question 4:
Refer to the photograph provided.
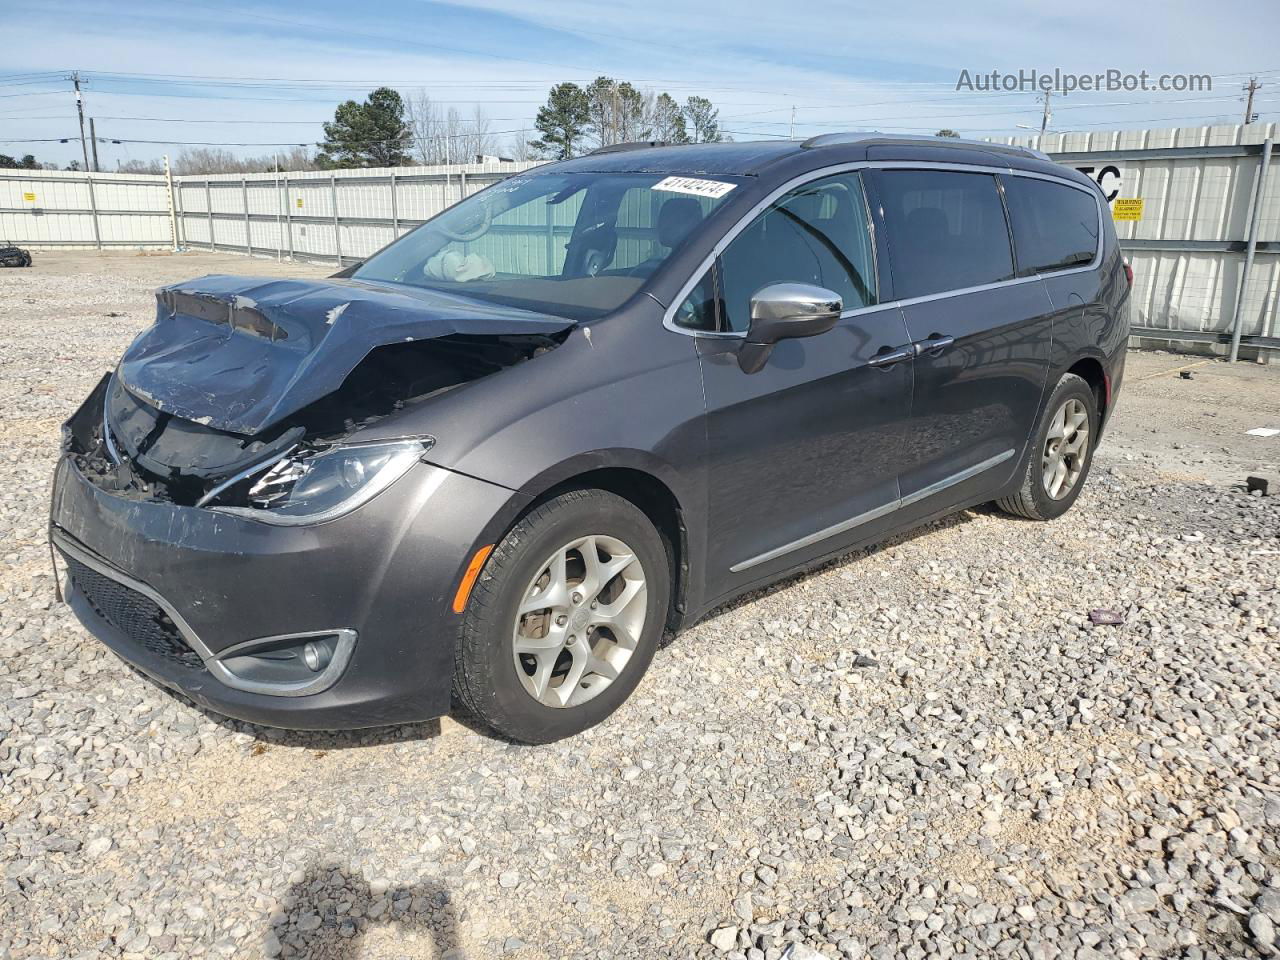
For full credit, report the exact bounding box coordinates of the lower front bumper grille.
[64,554,205,671]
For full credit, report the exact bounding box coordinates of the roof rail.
[801,131,1050,161]
[587,141,671,156]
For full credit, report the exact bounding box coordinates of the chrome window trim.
[663,159,1105,339]
[993,168,1107,280]
[728,448,1015,573]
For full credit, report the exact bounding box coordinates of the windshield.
[351,171,741,321]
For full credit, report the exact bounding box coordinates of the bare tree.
[584,77,651,148]
[505,129,533,162]
[406,91,446,165]
[171,146,316,175]
[466,105,495,160]
[114,158,165,175]
[406,92,498,164]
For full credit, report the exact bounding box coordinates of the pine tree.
[530,83,591,160]
[683,97,723,144]
[316,87,411,169]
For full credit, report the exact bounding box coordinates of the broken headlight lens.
[214,439,430,525]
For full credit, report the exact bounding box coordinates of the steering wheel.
[437,202,493,243]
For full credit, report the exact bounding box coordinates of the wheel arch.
[513,456,691,636]
[1065,355,1108,426]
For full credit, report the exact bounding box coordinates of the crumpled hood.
[117,274,575,435]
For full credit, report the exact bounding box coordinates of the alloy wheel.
[1041,397,1090,500]
[511,534,648,708]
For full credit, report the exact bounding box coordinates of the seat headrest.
[657,197,704,248]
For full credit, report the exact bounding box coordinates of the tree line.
[5,82,730,175]
[313,80,727,169]
[529,79,725,160]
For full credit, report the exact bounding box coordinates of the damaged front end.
[66,275,573,519]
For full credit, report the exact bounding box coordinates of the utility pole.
[88,117,100,172]
[790,105,796,139]
[71,71,90,172]
[1243,77,1262,124]
[1039,90,1052,137]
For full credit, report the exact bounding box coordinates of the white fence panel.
[2,137,1275,352]
[996,122,1279,349]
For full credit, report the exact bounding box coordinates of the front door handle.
[868,345,914,368]
[915,334,955,357]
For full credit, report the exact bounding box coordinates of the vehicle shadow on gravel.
[269,863,464,959]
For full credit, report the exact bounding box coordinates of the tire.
[453,488,670,743]
[995,372,1098,521]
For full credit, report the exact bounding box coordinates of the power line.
[0,90,66,100]
[0,128,535,147]
[5,114,531,124]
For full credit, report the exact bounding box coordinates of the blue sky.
[3,0,1278,168]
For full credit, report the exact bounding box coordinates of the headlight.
[213,439,430,525]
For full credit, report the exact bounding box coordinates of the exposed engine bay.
[64,275,573,511]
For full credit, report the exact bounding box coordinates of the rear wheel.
[453,488,669,743]
[995,372,1097,520]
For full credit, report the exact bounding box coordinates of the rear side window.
[876,170,1014,299]
[715,172,877,333]
[1002,176,1101,276]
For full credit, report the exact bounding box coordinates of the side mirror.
[738,283,843,373]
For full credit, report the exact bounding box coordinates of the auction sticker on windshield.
[653,176,737,199]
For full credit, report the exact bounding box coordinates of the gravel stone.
[709,925,739,951]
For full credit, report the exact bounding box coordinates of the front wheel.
[452,488,670,743]
[995,372,1098,521]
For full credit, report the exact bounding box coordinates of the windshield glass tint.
[352,172,740,320]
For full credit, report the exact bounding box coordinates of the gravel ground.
[2,252,1279,960]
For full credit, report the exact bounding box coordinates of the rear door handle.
[868,345,914,368]
[915,334,955,357]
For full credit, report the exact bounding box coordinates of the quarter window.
[672,266,718,332]
[1001,176,1100,276]
[876,170,1015,299]
[715,173,877,333]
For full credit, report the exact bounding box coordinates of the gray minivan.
[51,134,1130,742]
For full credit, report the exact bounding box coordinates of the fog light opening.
[303,639,333,672]
[212,629,356,696]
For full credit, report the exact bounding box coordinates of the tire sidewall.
[1024,375,1098,519]
[462,493,669,743]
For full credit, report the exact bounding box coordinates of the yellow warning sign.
[1113,198,1144,221]
[295,197,304,208]
[22,192,36,202]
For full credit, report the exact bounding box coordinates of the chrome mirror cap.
[739,283,843,374]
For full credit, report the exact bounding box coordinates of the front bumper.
[50,447,525,730]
